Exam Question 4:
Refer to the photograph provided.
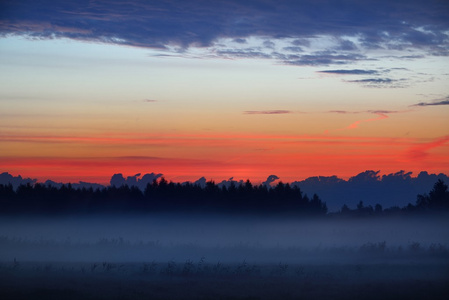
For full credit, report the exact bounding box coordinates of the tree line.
[0,178,447,216]
[0,178,327,215]
[336,179,449,217]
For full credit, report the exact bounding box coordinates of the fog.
[1,214,448,264]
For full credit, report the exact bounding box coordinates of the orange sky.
[2,131,448,184]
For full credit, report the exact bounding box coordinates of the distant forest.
[0,177,448,216]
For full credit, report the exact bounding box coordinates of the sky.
[0,0,448,185]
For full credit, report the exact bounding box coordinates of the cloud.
[347,78,395,83]
[282,46,304,53]
[334,39,358,51]
[0,172,36,189]
[244,110,292,115]
[319,68,413,87]
[263,40,275,49]
[396,55,426,60]
[329,109,401,114]
[193,177,207,188]
[367,110,401,114]
[262,175,279,187]
[1,0,447,59]
[44,179,104,190]
[233,38,247,44]
[110,172,163,190]
[143,99,158,103]
[292,170,449,211]
[327,110,394,131]
[291,39,310,47]
[216,49,272,59]
[285,52,367,66]
[349,170,381,183]
[319,69,379,75]
[411,97,449,107]
[329,110,352,114]
[345,113,388,130]
[345,78,407,88]
[217,177,245,189]
[406,136,449,160]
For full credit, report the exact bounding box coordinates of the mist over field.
[1,213,448,264]
[1,213,448,299]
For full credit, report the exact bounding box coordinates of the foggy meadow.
[1,213,448,299]
[1,213,449,263]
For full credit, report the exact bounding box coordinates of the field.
[1,214,448,299]
[1,259,448,299]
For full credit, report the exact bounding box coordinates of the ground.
[1,261,448,299]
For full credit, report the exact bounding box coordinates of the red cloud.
[345,113,388,129]
[406,135,449,160]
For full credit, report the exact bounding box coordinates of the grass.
[1,258,448,300]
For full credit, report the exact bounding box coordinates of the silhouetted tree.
[374,203,383,214]
[357,201,364,211]
[416,179,449,211]
[341,204,350,214]
[309,194,327,214]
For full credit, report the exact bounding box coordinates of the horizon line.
[2,170,448,187]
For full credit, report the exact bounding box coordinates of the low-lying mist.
[1,213,448,264]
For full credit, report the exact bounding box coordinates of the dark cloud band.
[1,0,448,55]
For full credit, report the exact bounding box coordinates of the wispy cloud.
[143,99,158,103]
[285,53,367,66]
[406,136,449,160]
[282,46,304,53]
[345,78,408,88]
[411,97,449,107]
[329,110,401,114]
[318,69,379,75]
[216,49,272,59]
[327,110,404,132]
[329,110,350,114]
[344,113,388,130]
[347,78,395,83]
[244,110,292,115]
[367,110,401,114]
[232,38,247,44]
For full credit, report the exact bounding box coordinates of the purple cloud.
[411,97,449,107]
[347,78,395,83]
[244,110,292,115]
[110,172,163,190]
[319,69,379,75]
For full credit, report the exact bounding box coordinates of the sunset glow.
[1,0,448,184]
